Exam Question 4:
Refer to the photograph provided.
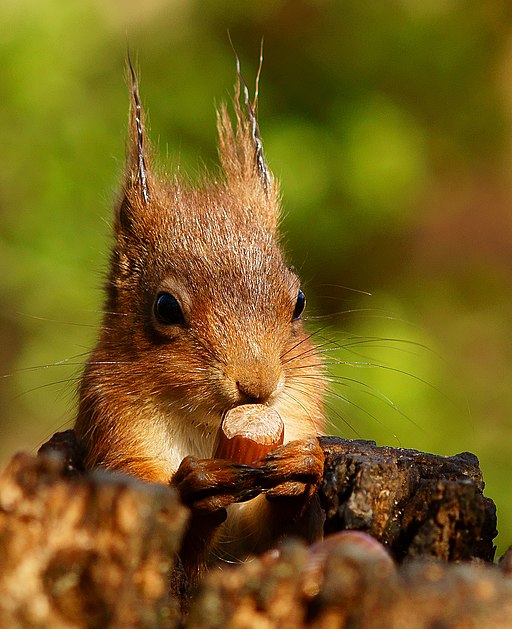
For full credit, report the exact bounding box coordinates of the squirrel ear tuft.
[217,46,280,233]
[115,55,153,235]
[127,54,150,204]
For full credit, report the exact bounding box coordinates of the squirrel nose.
[234,362,282,403]
[236,380,269,403]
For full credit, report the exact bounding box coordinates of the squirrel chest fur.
[74,60,327,571]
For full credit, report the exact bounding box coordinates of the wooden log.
[0,429,503,627]
[188,538,512,629]
[0,449,188,628]
[319,436,497,562]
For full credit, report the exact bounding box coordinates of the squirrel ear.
[116,56,152,234]
[217,49,280,233]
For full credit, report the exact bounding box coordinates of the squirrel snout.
[236,379,273,404]
[228,359,284,405]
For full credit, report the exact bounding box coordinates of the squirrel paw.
[258,437,325,499]
[172,456,265,513]
[173,437,324,513]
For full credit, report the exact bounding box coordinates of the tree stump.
[0,429,505,627]
[0,445,188,628]
[319,436,497,562]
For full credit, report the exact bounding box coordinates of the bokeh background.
[1,1,512,553]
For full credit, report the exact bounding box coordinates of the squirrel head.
[92,58,325,443]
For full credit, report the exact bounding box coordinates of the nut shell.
[215,404,284,465]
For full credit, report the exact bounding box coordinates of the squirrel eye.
[154,292,185,325]
[293,289,306,321]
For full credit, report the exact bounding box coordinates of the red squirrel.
[74,58,327,581]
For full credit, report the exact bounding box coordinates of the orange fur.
[75,61,327,569]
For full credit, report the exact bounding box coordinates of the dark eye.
[293,289,306,321]
[154,292,185,325]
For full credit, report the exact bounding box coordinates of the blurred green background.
[2,0,512,554]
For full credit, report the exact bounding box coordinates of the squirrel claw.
[257,437,325,493]
[173,455,265,512]
[173,438,324,514]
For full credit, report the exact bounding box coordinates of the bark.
[0,430,505,628]
[319,436,497,562]
[0,445,188,628]
[188,539,512,629]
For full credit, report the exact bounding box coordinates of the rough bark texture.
[319,436,497,562]
[0,430,506,628]
[188,539,512,629]
[0,444,188,628]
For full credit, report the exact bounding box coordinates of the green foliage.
[2,0,512,553]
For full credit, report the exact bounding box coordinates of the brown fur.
[75,61,327,577]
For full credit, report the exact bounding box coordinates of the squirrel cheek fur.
[74,62,327,570]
